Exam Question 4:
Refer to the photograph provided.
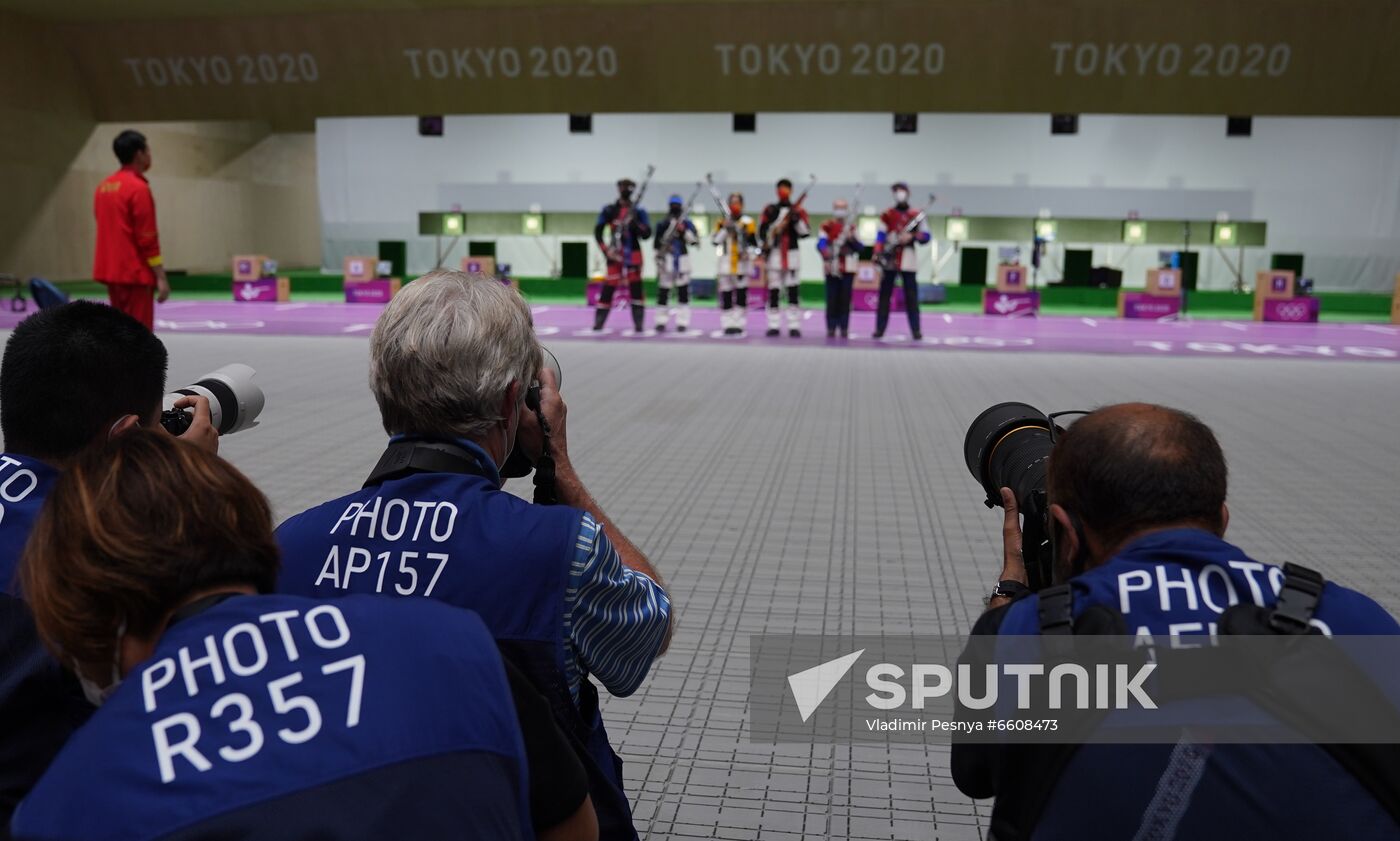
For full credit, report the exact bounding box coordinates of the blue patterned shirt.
[562,512,670,699]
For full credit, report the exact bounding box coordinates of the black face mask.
[669,206,682,217]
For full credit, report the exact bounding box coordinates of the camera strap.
[363,433,558,506]
[1267,562,1324,633]
[363,440,492,488]
[1213,562,1323,635]
[529,403,558,506]
[1037,585,1074,635]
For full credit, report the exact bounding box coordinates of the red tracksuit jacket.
[93,166,162,286]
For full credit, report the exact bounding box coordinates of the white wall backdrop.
[317,113,1400,290]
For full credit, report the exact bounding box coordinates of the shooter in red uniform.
[758,179,811,338]
[93,130,168,330]
[592,177,653,334]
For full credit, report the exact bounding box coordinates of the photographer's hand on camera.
[172,395,219,454]
[987,487,1029,610]
[516,367,568,466]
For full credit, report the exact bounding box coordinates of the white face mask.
[894,189,909,204]
[76,621,126,707]
[833,208,848,219]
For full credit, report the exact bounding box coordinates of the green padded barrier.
[1271,253,1305,276]
[958,247,988,286]
[377,241,406,279]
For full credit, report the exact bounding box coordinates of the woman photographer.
[12,429,595,841]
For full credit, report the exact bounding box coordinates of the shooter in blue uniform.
[592,178,652,333]
[652,193,699,333]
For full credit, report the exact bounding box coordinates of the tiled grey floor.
[72,334,1400,838]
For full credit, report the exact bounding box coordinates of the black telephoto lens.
[964,402,1059,590]
[963,403,1053,500]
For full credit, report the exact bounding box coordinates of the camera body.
[160,364,266,438]
[499,347,562,479]
[963,402,1063,591]
[159,407,194,436]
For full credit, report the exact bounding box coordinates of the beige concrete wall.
[0,11,96,280]
[6,121,322,280]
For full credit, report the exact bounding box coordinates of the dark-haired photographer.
[275,271,672,841]
[0,301,218,829]
[0,301,218,575]
[953,402,1400,840]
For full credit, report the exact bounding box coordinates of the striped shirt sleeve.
[562,513,670,699]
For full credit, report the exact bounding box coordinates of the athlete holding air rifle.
[706,174,760,337]
[592,168,654,335]
[818,188,865,338]
[652,187,702,333]
[758,176,815,337]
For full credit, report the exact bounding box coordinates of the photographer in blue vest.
[0,301,220,587]
[275,271,673,841]
[953,403,1400,840]
[11,429,596,841]
[0,301,218,830]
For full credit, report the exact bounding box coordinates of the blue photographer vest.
[275,443,639,840]
[0,594,92,831]
[998,529,1400,638]
[996,529,1400,840]
[0,453,88,831]
[11,593,530,841]
[0,453,58,594]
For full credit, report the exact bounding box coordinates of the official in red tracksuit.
[93,130,168,330]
